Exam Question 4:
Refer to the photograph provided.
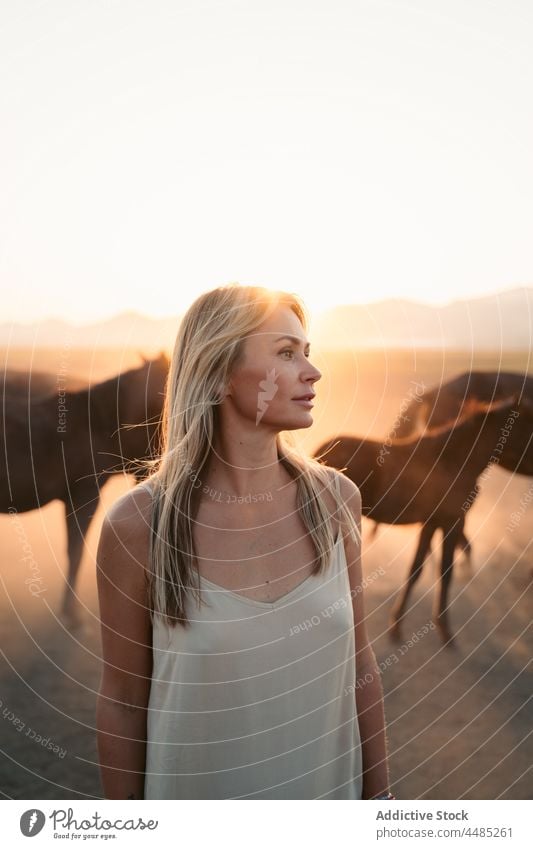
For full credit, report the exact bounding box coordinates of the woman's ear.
[219,375,234,400]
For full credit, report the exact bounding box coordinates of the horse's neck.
[449,407,509,470]
[84,373,123,435]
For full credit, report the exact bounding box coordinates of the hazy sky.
[2,0,532,323]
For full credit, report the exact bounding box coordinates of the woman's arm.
[354,643,391,798]
[336,473,393,799]
[95,487,154,800]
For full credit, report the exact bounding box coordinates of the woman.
[96,283,394,800]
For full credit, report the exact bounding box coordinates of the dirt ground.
[1,346,531,799]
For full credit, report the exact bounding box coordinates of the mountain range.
[2,287,531,350]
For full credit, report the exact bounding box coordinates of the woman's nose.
[305,362,322,383]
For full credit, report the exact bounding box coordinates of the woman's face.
[224,304,322,430]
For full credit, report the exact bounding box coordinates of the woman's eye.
[279,349,310,359]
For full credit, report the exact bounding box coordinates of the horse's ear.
[139,353,149,364]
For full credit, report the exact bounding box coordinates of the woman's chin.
[258,409,314,431]
[282,412,314,430]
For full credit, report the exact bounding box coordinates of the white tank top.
[141,476,363,800]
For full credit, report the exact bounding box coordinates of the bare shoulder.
[98,483,154,589]
[329,469,363,569]
[332,469,361,505]
[322,467,361,515]
[105,481,154,534]
[317,467,361,539]
[335,471,362,517]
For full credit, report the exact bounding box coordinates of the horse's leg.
[458,529,472,558]
[457,529,472,574]
[457,486,479,570]
[424,529,468,566]
[433,518,463,647]
[388,522,436,642]
[61,480,101,629]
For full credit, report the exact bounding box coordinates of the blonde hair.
[142,283,360,627]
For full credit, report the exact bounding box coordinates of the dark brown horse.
[381,371,533,559]
[1,353,169,627]
[314,394,533,645]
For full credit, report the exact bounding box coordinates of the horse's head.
[506,391,533,435]
[489,391,533,419]
[480,391,533,474]
[510,391,533,418]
